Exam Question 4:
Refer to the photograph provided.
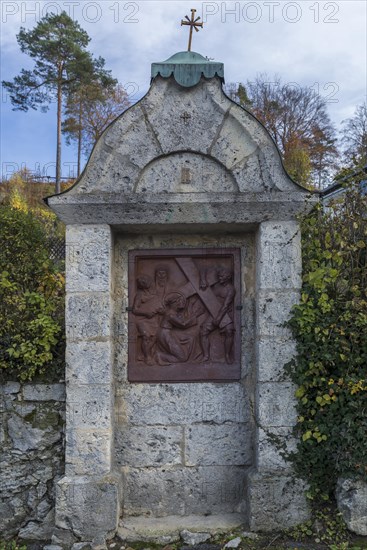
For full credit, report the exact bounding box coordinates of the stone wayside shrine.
[46,42,317,545]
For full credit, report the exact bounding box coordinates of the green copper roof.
[151,51,224,88]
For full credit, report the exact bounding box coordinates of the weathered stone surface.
[66,293,111,341]
[246,470,310,531]
[257,338,297,382]
[7,414,60,452]
[118,513,244,542]
[72,543,92,550]
[180,530,211,545]
[22,383,65,402]
[66,225,111,293]
[257,382,297,428]
[66,385,112,430]
[116,426,183,467]
[257,427,295,472]
[144,79,227,159]
[0,383,64,539]
[123,466,246,517]
[56,474,121,540]
[136,152,237,193]
[65,429,112,475]
[66,340,112,385]
[116,384,250,426]
[48,194,315,228]
[256,221,302,290]
[336,478,367,536]
[3,382,21,394]
[18,508,54,540]
[185,424,252,466]
[256,290,299,340]
[224,536,241,548]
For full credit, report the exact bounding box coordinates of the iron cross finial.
[181,8,203,52]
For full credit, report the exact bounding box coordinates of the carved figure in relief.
[156,292,199,364]
[155,264,170,302]
[131,258,237,368]
[199,267,235,364]
[132,275,163,365]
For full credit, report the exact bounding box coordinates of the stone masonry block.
[256,290,299,339]
[257,222,302,290]
[123,465,246,517]
[66,225,111,293]
[22,384,65,402]
[66,340,112,385]
[246,469,309,531]
[115,426,183,467]
[185,424,253,466]
[56,474,121,540]
[116,383,250,426]
[257,382,297,428]
[66,293,111,341]
[257,338,297,382]
[65,429,112,476]
[66,385,112,431]
[257,427,296,472]
[145,79,227,156]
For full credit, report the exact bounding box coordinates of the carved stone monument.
[47,50,316,544]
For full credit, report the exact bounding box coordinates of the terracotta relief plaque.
[128,248,241,382]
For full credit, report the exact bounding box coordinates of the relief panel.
[128,248,241,382]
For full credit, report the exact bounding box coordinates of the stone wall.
[114,232,256,517]
[0,382,65,540]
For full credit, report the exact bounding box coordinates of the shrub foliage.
[0,206,64,380]
[286,185,367,499]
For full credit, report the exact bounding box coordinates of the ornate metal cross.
[181,9,203,52]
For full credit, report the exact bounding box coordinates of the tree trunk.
[55,70,62,194]
[77,98,82,177]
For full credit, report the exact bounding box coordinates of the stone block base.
[246,470,310,531]
[118,514,245,544]
[56,473,122,541]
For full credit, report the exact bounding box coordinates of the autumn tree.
[2,11,114,193]
[63,82,130,175]
[226,75,338,189]
[340,101,367,168]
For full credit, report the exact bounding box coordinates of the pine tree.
[2,11,113,193]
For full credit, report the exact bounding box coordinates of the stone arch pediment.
[134,151,238,193]
[65,77,305,197]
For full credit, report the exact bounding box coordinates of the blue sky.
[1,0,366,183]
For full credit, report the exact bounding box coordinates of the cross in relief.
[180,111,191,125]
[181,9,203,52]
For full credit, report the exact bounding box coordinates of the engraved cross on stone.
[181,8,203,52]
[180,111,191,125]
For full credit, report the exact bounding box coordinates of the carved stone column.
[247,220,310,531]
[55,224,121,543]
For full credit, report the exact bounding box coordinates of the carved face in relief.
[155,265,169,286]
[136,274,152,290]
[217,267,232,285]
[164,292,187,311]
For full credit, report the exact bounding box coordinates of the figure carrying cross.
[181,9,203,52]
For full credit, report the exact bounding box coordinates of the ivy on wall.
[286,186,367,499]
[0,206,65,381]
